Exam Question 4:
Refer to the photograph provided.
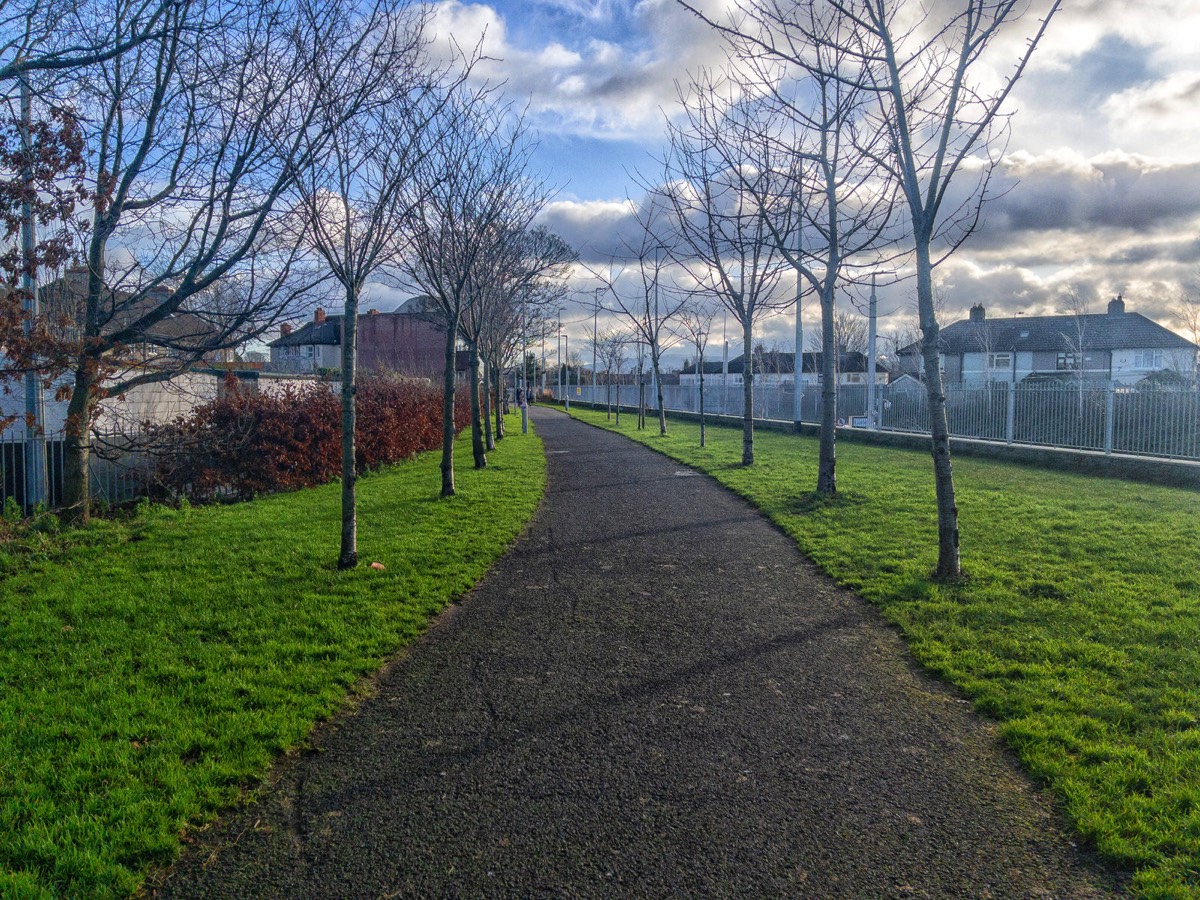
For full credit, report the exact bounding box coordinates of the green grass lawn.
[571,406,1200,898]
[0,418,545,899]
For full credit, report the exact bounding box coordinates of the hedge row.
[152,375,470,502]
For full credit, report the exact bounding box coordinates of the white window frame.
[987,352,1011,370]
[1133,350,1164,369]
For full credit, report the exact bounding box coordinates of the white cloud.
[433,0,1200,346]
[1101,71,1200,150]
[431,0,734,141]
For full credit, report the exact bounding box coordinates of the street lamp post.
[592,287,601,409]
[20,75,46,510]
[865,271,895,430]
[868,273,878,430]
[521,290,529,434]
[793,272,804,426]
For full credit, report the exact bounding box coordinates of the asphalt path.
[158,407,1123,898]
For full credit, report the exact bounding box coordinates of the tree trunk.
[615,380,621,425]
[482,357,495,452]
[638,370,646,430]
[493,363,505,442]
[468,345,486,469]
[440,316,458,498]
[338,283,360,570]
[698,353,706,448]
[652,345,667,435]
[606,375,612,420]
[62,247,110,524]
[742,322,754,465]
[817,284,837,495]
[916,241,960,578]
[60,361,96,524]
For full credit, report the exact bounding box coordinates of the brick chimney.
[1107,294,1125,317]
[368,308,379,316]
[280,322,292,336]
[314,307,326,324]
[969,303,986,323]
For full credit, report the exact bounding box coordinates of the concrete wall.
[3,371,223,437]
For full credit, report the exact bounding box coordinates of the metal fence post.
[1105,380,1115,454]
[1006,381,1016,444]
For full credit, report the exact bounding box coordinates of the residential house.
[38,266,229,367]
[2,267,239,437]
[268,296,452,379]
[897,296,1197,386]
[679,349,888,387]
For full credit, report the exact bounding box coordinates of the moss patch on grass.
[571,408,1200,898]
[0,418,545,899]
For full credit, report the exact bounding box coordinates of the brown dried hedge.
[153,375,471,502]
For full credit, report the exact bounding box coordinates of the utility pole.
[721,311,728,417]
[556,315,562,402]
[521,290,529,433]
[20,73,47,511]
[592,287,600,408]
[868,273,878,430]
[793,200,804,427]
[793,272,803,426]
[564,332,570,411]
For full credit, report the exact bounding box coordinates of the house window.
[302,345,314,358]
[1134,350,1164,368]
[987,353,1011,369]
[1056,352,1077,370]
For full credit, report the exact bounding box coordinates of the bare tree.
[661,79,789,464]
[405,98,549,495]
[676,293,718,445]
[682,0,1062,575]
[595,325,627,421]
[707,21,898,493]
[49,0,406,524]
[0,0,179,87]
[592,196,686,436]
[291,2,456,569]
[1057,286,1094,422]
[630,336,649,429]
[474,228,575,453]
[1173,282,1200,386]
[811,305,869,356]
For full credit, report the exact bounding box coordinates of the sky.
[421,0,1200,366]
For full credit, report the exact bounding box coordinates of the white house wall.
[1015,351,1035,382]
[1111,348,1196,383]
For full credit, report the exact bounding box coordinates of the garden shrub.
[152,375,471,502]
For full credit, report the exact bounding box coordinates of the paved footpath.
[159,408,1123,898]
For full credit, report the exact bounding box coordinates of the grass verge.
[571,406,1200,898]
[0,417,545,899]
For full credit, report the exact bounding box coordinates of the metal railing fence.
[5,378,1196,512]
[2,429,155,513]
[555,378,1200,462]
